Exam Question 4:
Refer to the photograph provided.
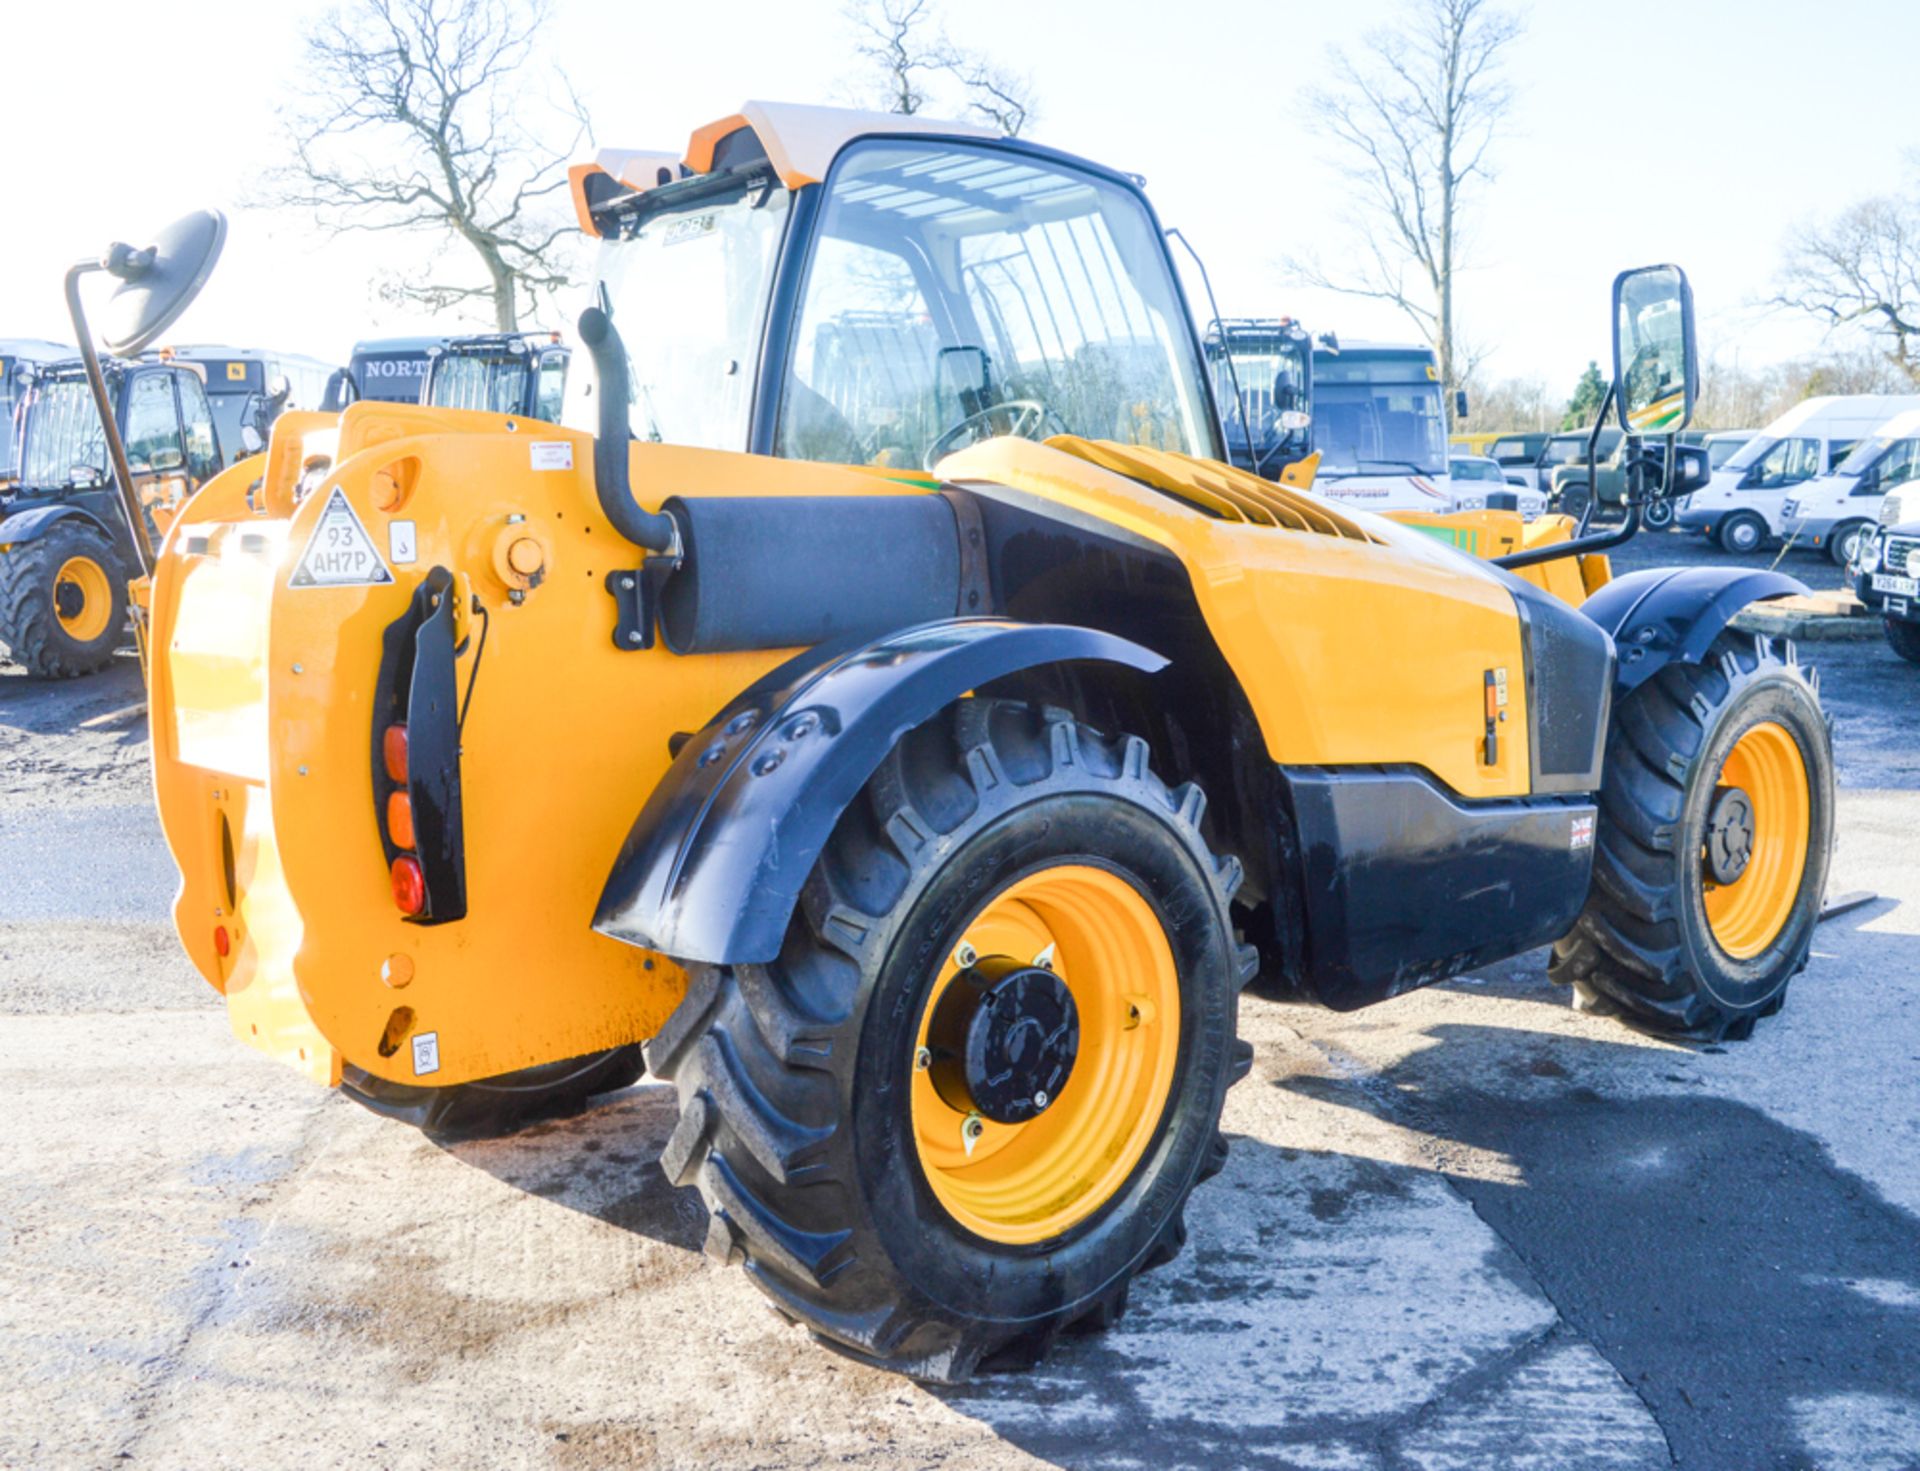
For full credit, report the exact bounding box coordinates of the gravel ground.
[1,530,1916,1471]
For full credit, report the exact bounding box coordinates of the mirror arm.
[1496,380,1646,570]
[63,259,152,580]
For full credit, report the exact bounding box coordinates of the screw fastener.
[954,940,978,969]
[961,1113,985,1156]
[915,1047,932,1071]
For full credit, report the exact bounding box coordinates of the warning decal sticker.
[289,486,395,588]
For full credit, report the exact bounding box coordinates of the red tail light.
[383,724,410,784]
[390,856,426,916]
[213,925,230,957]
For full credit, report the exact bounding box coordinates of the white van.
[1780,407,1920,565]
[1675,395,1920,553]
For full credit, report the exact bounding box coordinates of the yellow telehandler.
[77,103,1831,1381]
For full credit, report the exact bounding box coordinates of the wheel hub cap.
[55,580,86,619]
[927,956,1078,1124]
[1705,784,1756,884]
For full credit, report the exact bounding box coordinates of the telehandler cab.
[94,104,1832,1382]
[0,350,223,676]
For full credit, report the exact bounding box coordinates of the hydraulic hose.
[577,305,679,554]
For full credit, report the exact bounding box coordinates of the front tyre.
[1551,632,1834,1040]
[1829,519,1871,569]
[646,700,1253,1381]
[1717,511,1767,555]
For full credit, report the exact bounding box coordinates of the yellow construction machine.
[82,104,1832,1381]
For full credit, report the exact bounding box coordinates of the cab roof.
[570,100,998,236]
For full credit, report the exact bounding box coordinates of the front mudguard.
[592,618,1167,966]
[0,499,119,549]
[1581,567,1805,693]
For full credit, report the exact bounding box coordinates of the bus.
[155,346,341,463]
[1202,318,1315,479]
[1,339,74,484]
[350,336,446,405]
[1309,340,1453,513]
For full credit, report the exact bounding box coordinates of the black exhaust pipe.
[577,305,678,554]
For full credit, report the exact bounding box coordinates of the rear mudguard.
[592,618,1168,965]
[0,499,118,548]
[1581,567,1805,692]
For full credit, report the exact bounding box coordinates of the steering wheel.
[923,400,1073,473]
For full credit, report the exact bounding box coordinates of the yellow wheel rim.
[54,556,113,642]
[910,864,1180,1246]
[1703,721,1810,960]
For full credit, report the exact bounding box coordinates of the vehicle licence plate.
[1872,573,1919,596]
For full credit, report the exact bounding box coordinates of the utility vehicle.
[1309,339,1461,512]
[1856,482,1920,662]
[1677,395,1920,553]
[81,104,1832,1383]
[0,351,222,676]
[420,332,570,422]
[151,346,339,464]
[1202,317,1317,481]
[1781,407,1920,567]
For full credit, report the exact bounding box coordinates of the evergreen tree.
[1562,361,1606,429]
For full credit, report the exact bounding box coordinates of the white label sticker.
[388,520,418,565]
[412,1032,441,1076]
[1571,814,1595,850]
[289,487,394,588]
[530,441,573,472]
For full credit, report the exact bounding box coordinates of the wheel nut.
[953,940,978,969]
[1033,1089,1049,1109]
[961,1113,985,1156]
[914,1047,931,1071]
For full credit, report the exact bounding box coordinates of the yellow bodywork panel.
[1386,507,1612,607]
[151,417,1560,1089]
[940,438,1536,799]
[151,405,922,1088]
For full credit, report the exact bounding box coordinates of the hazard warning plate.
[290,487,395,588]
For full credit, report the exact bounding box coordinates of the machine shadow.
[434,905,1918,1470]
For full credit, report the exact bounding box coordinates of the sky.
[3,0,1916,399]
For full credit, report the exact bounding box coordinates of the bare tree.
[844,0,1038,135]
[1285,0,1524,423]
[264,0,588,330]
[1771,192,1920,385]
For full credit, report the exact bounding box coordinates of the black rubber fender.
[1581,566,1805,693]
[592,618,1168,965]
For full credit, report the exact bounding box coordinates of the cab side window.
[123,371,186,473]
[177,373,221,479]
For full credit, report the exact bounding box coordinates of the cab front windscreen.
[774,140,1218,468]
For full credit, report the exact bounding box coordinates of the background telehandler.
[76,103,1832,1383]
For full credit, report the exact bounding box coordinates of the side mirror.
[240,425,264,454]
[98,210,227,356]
[1612,263,1698,435]
[1454,389,1470,422]
[1667,443,1711,496]
[267,373,292,403]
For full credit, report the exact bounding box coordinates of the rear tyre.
[1551,631,1833,1041]
[646,699,1253,1381]
[1716,511,1766,555]
[1829,519,1871,569]
[0,522,126,678]
[1885,617,1920,665]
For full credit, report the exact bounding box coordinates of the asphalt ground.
[1,528,1916,1470]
